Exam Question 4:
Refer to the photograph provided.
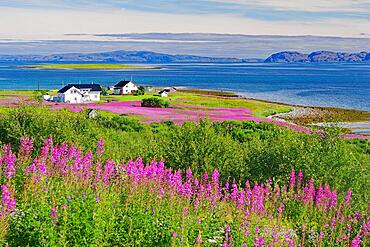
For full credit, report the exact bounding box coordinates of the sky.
[0,1,370,57]
[1,0,370,39]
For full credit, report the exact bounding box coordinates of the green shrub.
[141,97,169,108]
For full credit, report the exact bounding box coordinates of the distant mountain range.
[0,50,256,63]
[1,49,369,63]
[265,51,370,63]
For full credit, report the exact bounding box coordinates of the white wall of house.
[160,91,168,97]
[114,82,138,95]
[88,91,101,101]
[58,87,100,103]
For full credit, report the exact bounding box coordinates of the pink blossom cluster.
[0,184,16,218]
[0,144,16,179]
[0,137,369,245]
[46,100,370,140]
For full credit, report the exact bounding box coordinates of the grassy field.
[0,90,36,97]
[2,89,370,121]
[101,89,292,117]
[24,63,156,70]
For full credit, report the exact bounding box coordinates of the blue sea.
[0,62,369,111]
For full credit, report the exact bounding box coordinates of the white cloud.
[211,0,370,13]
[0,6,369,40]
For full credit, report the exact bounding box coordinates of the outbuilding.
[113,80,139,95]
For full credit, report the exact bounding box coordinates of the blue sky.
[0,0,370,39]
[2,0,370,20]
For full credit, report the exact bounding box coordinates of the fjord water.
[0,62,369,111]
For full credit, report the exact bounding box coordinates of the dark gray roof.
[58,84,102,93]
[114,80,136,88]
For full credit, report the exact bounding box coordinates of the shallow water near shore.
[0,62,369,111]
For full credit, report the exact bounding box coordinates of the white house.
[57,84,102,103]
[158,90,168,97]
[163,87,177,92]
[113,80,138,95]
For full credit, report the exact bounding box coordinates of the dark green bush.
[141,97,169,108]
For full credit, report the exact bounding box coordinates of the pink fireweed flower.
[298,170,303,184]
[81,151,93,180]
[211,168,220,184]
[195,234,202,244]
[94,162,102,183]
[96,138,105,156]
[158,187,165,199]
[277,203,284,215]
[102,159,115,185]
[41,136,53,159]
[1,184,16,215]
[194,198,200,210]
[330,217,337,230]
[225,225,231,233]
[289,170,296,190]
[315,184,324,207]
[202,172,208,182]
[2,145,16,179]
[351,234,361,247]
[254,235,265,247]
[205,182,212,197]
[237,190,245,208]
[363,220,370,237]
[344,190,352,207]
[330,191,338,209]
[180,182,193,199]
[50,206,58,225]
[182,207,189,215]
[185,168,192,181]
[303,178,315,204]
[230,180,239,202]
[288,238,295,247]
[20,136,34,157]
[274,185,281,198]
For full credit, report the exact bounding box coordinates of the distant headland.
[265,51,370,63]
[1,49,370,64]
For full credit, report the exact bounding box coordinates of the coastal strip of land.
[21,63,159,70]
[0,88,369,138]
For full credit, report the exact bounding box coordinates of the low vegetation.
[0,138,368,246]
[24,63,154,70]
[0,106,368,207]
[0,91,369,245]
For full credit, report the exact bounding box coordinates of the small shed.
[42,95,51,101]
[87,109,98,119]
